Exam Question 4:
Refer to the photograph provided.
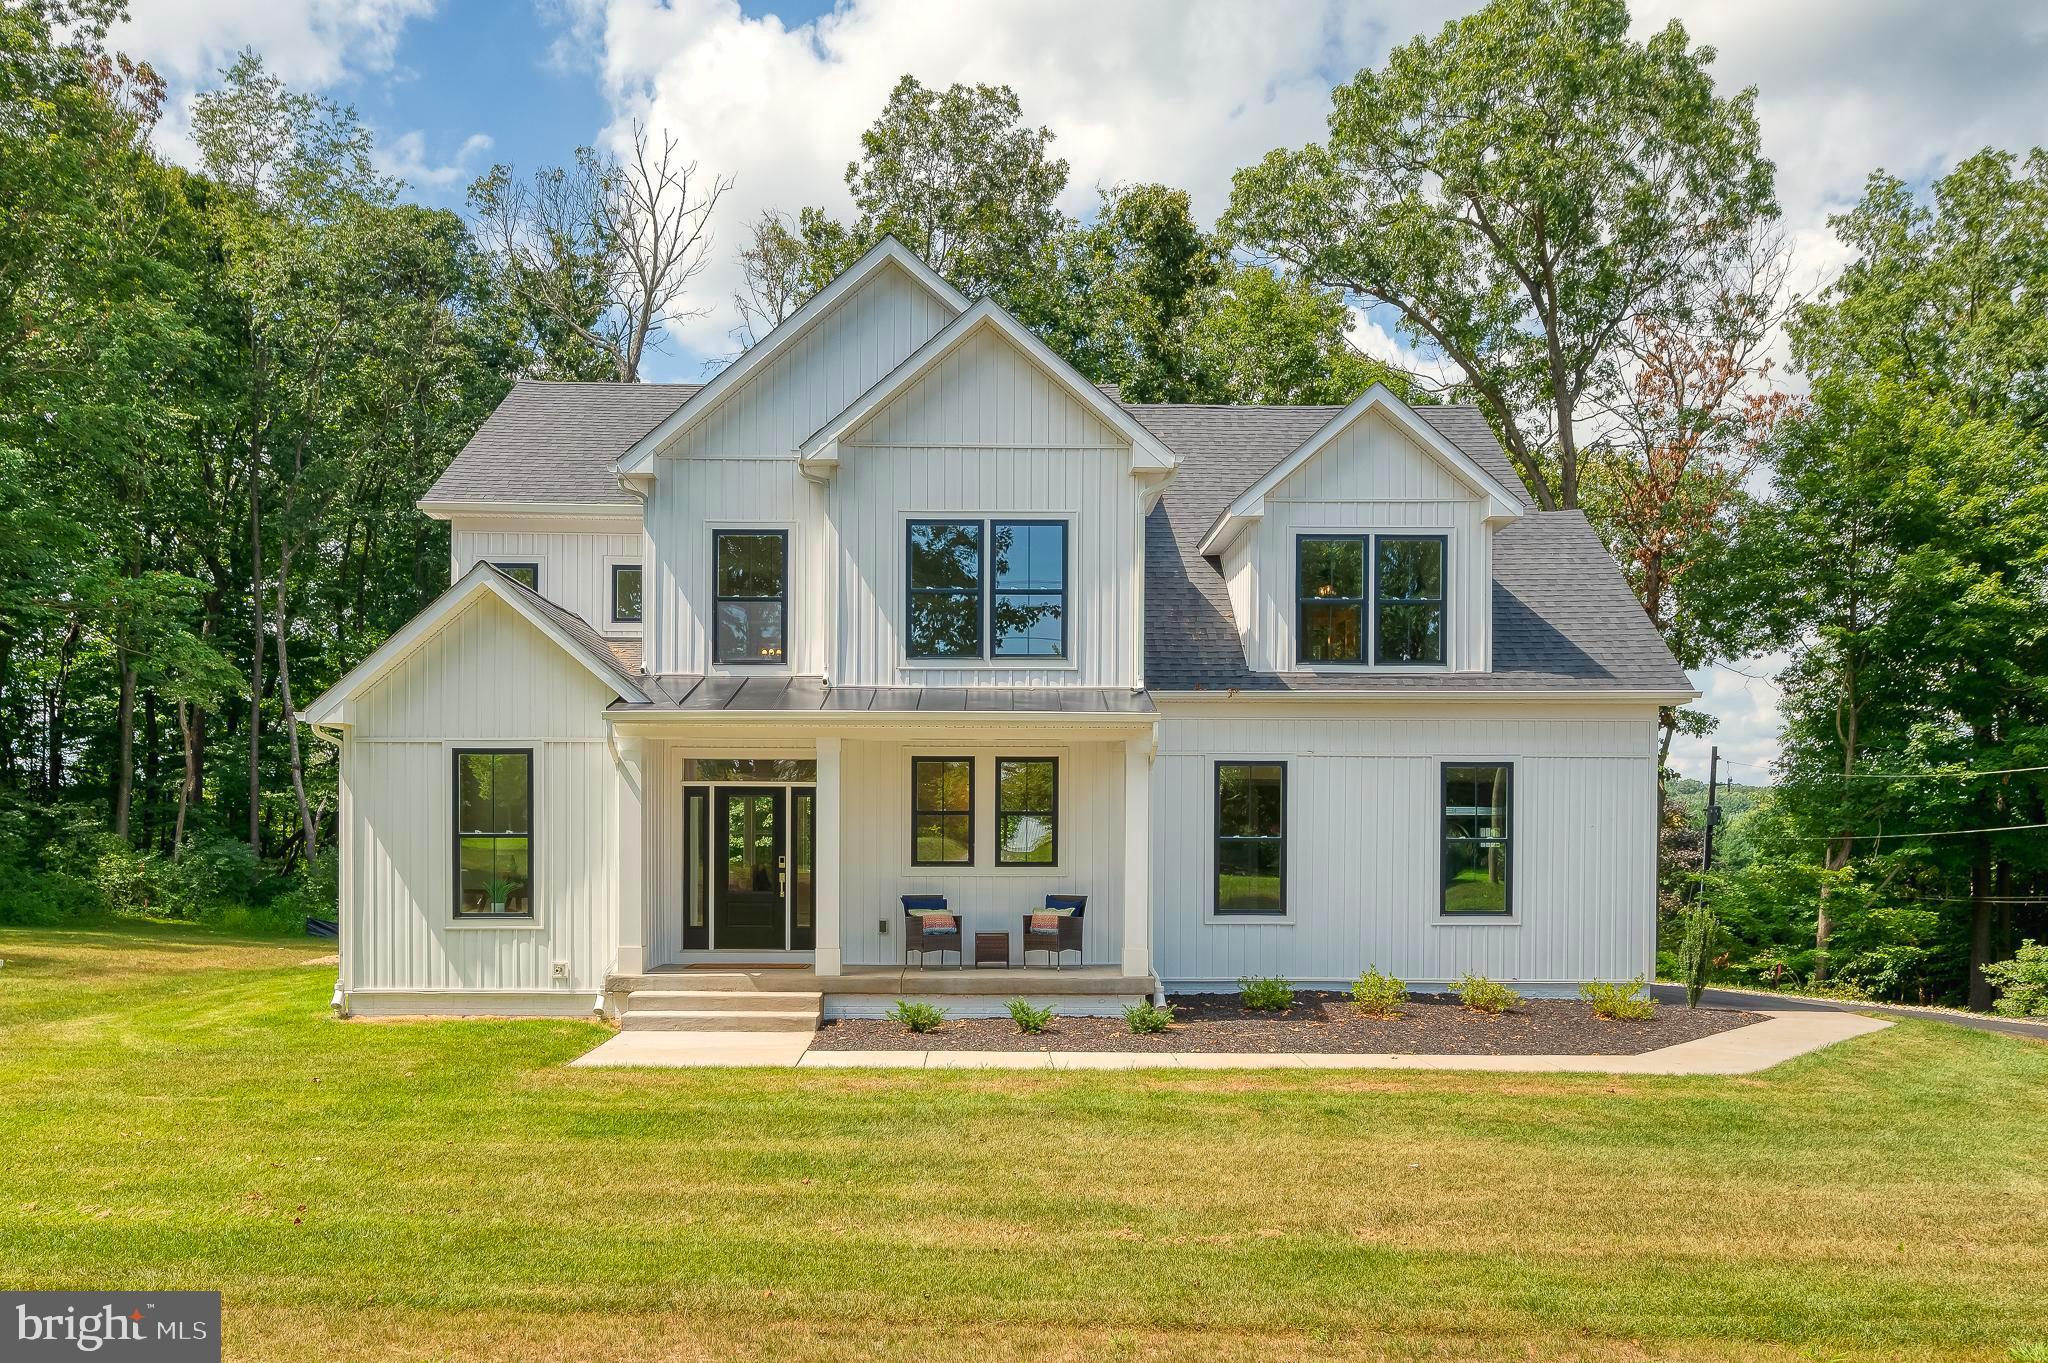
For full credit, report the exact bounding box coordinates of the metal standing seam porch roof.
[610,674,1157,715]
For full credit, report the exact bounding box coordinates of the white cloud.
[377,130,495,191]
[110,0,440,166]
[1671,654,1788,785]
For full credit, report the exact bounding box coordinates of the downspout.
[308,721,350,1017]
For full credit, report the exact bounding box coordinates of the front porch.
[606,706,1158,989]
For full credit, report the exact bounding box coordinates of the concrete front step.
[609,972,810,994]
[622,1009,820,1033]
[626,989,821,1014]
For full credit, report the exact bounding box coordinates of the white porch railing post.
[1120,734,1153,979]
[814,735,844,975]
[614,733,647,977]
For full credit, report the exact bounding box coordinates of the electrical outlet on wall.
[879,918,889,935]
[551,960,570,980]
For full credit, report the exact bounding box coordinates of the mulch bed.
[808,991,1766,1054]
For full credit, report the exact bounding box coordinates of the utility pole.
[1702,745,1721,875]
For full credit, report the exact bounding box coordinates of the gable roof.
[796,297,1179,475]
[302,562,647,724]
[419,380,700,514]
[1128,403,1691,695]
[1196,384,1525,555]
[614,237,968,479]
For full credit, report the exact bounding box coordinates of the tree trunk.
[143,691,162,848]
[247,457,265,852]
[45,614,81,794]
[1968,838,1995,1011]
[173,700,198,860]
[112,643,136,839]
[271,552,319,860]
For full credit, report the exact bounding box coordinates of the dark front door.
[715,787,785,951]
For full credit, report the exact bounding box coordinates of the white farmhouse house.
[303,237,1694,1025]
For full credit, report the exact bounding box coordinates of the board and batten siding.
[830,326,1145,688]
[1229,409,1493,674]
[450,518,643,638]
[642,459,829,675]
[339,593,620,1008]
[1149,705,1659,989]
[660,261,956,460]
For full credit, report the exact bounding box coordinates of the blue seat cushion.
[902,895,949,913]
[1045,895,1086,918]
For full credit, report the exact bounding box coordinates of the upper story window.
[906,518,1068,661]
[492,561,540,592]
[906,521,983,658]
[611,564,643,624]
[1378,536,1445,665]
[1297,536,1367,663]
[714,531,787,665]
[992,521,1067,658]
[1294,533,1446,667]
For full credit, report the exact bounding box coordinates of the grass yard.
[3,921,2046,1363]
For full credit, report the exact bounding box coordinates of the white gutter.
[1148,688,1700,706]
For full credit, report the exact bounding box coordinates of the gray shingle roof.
[427,381,1686,695]
[1126,402,1690,693]
[421,379,700,507]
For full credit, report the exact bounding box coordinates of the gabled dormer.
[1194,386,1526,676]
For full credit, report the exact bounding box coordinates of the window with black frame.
[995,757,1056,865]
[454,749,532,918]
[611,563,643,623]
[991,521,1066,658]
[1377,536,1445,664]
[1214,761,1285,915]
[492,561,539,591]
[911,756,974,865]
[1297,535,1367,663]
[1442,763,1511,915]
[713,531,787,664]
[906,520,983,658]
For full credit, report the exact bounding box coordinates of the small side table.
[973,931,1010,968]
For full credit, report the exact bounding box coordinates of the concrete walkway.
[1649,983,2048,1041]
[568,1010,1891,1074]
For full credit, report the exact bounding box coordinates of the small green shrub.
[1580,977,1656,1020]
[1453,974,1522,1014]
[1006,998,1056,1034]
[1349,966,1407,1017]
[886,1000,947,1033]
[1237,975,1294,1011]
[1986,941,2048,1018]
[1122,1000,1175,1034]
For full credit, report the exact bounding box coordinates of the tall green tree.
[1224,0,1777,508]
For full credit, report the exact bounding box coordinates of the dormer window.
[1377,536,1445,665]
[1295,533,1447,667]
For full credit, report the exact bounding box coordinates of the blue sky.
[114,0,2048,780]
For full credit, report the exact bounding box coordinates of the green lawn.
[3,920,2046,1363]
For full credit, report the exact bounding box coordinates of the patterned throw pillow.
[1028,912,1060,935]
[919,911,958,935]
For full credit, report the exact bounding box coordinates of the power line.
[1821,820,2048,842]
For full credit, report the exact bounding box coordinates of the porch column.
[614,734,647,976]
[1120,733,1153,979]
[814,735,843,975]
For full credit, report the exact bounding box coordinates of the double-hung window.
[1377,536,1446,665]
[1294,533,1446,666]
[1297,536,1368,663]
[714,530,788,664]
[454,749,533,919]
[907,518,1068,660]
[611,564,643,623]
[911,756,974,865]
[1214,761,1285,915]
[995,757,1057,865]
[1442,763,1512,915]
